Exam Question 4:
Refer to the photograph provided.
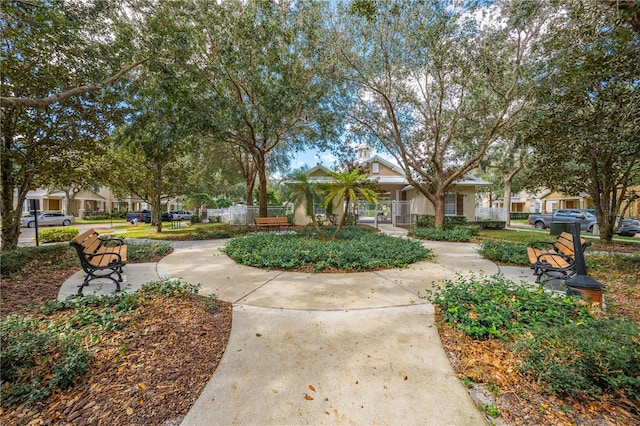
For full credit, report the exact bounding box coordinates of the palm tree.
[324,169,379,239]
[285,171,326,238]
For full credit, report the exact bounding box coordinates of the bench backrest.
[555,232,591,257]
[71,228,101,254]
[255,217,288,225]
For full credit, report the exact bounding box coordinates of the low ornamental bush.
[429,274,640,400]
[127,241,172,261]
[516,318,640,399]
[1,316,92,405]
[477,241,529,265]
[408,227,473,242]
[192,226,251,240]
[0,244,76,278]
[416,215,467,228]
[222,231,434,272]
[470,220,506,230]
[1,280,201,406]
[38,227,80,243]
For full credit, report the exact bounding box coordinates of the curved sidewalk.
[59,226,513,425]
[157,232,495,425]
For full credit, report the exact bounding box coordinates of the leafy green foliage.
[1,316,91,405]
[0,244,77,278]
[222,230,433,272]
[429,274,640,399]
[192,226,251,240]
[516,318,640,399]
[408,227,474,242]
[416,215,467,228]
[127,241,172,261]
[427,275,592,339]
[477,241,529,266]
[1,280,200,406]
[38,227,80,243]
[471,221,506,230]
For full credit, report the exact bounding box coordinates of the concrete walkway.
[59,225,540,425]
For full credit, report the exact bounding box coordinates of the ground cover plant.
[0,281,232,425]
[408,226,477,242]
[223,226,434,272]
[429,275,640,424]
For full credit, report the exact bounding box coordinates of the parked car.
[126,210,152,223]
[616,219,640,237]
[170,210,193,221]
[527,209,598,232]
[126,210,173,224]
[20,212,75,228]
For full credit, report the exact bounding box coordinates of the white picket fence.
[475,207,507,221]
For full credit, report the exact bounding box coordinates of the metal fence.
[205,205,293,226]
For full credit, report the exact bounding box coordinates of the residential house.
[295,145,491,226]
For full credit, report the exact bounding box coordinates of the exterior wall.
[294,198,345,226]
[406,186,476,221]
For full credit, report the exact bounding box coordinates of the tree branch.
[0,59,148,109]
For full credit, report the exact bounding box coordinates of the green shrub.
[39,227,80,243]
[470,220,506,230]
[408,227,473,242]
[222,232,433,272]
[427,275,593,339]
[477,241,529,265]
[1,316,92,405]
[0,244,77,278]
[416,215,467,227]
[127,241,172,261]
[429,274,640,400]
[516,318,640,399]
[510,212,530,220]
[191,215,203,224]
[192,226,251,239]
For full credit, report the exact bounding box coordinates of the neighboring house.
[295,145,491,226]
[20,187,148,218]
[479,185,640,219]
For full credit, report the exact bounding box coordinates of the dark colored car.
[616,219,640,237]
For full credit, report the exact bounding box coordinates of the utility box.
[549,222,571,236]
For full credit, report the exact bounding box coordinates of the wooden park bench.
[255,217,290,232]
[70,229,127,296]
[527,231,591,283]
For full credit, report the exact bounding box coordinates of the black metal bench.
[527,231,591,283]
[70,229,127,296]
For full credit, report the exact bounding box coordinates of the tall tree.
[523,0,640,242]
[323,168,378,239]
[338,0,546,229]
[185,0,342,217]
[0,0,145,251]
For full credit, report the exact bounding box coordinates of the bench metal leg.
[78,268,122,296]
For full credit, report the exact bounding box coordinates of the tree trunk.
[1,121,29,252]
[331,194,350,239]
[433,193,446,230]
[503,156,524,228]
[255,150,268,217]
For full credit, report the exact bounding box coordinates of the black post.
[29,199,40,247]
[566,222,604,305]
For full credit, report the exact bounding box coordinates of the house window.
[371,162,379,174]
[313,195,326,216]
[445,193,457,216]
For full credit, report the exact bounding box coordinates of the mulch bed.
[1,260,232,426]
